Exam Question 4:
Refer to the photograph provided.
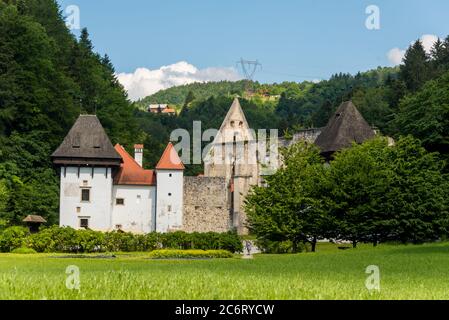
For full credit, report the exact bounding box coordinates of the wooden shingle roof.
[23,215,47,223]
[52,115,122,166]
[315,101,375,155]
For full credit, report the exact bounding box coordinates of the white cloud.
[116,61,242,101]
[387,34,439,66]
[387,48,406,66]
[420,34,439,54]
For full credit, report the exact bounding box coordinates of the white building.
[52,115,184,233]
[52,100,376,235]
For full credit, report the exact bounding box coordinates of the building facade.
[52,100,376,235]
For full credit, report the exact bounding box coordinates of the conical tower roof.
[156,142,185,170]
[315,101,375,155]
[52,115,122,166]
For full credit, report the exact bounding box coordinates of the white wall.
[156,170,184,232]
[59,167,113,231]
[111,185,156,233]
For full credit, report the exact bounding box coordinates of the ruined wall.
[279,128,323,148]
[183,177,232,233]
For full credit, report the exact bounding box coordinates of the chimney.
[134,144,144,167]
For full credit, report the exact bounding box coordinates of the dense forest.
[0,0,448,226]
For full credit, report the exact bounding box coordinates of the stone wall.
[279,128,323,147]
[182,176,232,233]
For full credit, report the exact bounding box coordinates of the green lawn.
[1,242,449,300]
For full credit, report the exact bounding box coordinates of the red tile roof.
[156,142,185,170]
[161,108,176,114]
[114,144,155,186]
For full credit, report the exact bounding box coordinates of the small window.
[76,207,81,213]
[83,180,88,187]
[168,193,172,197]
[239,121,243,127]
[230,121,235,127]
[169,173,172,177]
[81,189,90,202]
[136,195,141,204]
[80,218,89,229]
[116,198,125,205]
[167,205,172,212]
[115,224,123,231]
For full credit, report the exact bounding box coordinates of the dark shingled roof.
[52,115,122,166]
[315,101,375,155]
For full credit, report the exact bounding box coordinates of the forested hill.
[135,80,305,108]
[1,0,449,227]
[0,0,145,225]
[138,67,400,129]
[136,80,252,107]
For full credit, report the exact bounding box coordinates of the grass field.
[1,242,449,300]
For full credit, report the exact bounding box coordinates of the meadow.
[1,242,449,300]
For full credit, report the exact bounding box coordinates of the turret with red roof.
[155,142,184,232]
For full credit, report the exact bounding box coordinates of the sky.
[57,0,449,100]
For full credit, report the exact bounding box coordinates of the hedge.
[0,226,243,253]
[11,247,37,254]
[148,249,233,259]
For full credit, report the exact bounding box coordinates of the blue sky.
[57,0,449,100]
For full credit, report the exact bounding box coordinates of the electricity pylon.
[236,58,262,95]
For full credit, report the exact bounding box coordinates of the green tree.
[383,136,449,243]
[394,70,449,158]
[400,40,431,92]
[330,136,449,246]
[330,138,392,247]
[245,142,333,252]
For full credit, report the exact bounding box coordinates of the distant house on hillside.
[148,104,176,115]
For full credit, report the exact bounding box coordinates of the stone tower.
[204,98,259,234]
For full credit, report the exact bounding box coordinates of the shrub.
[255,239,305,254]
[0,226,29,252]
[105,231,133,252]
[75,229,106,253]
[28,226,78,253]
[190,232,221,250]
[148,249,233,259]
[142,232,161,251]
[160,231,191,249]
[1,226,242,253]
[11,247,37,254]
[218,231,244,253]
